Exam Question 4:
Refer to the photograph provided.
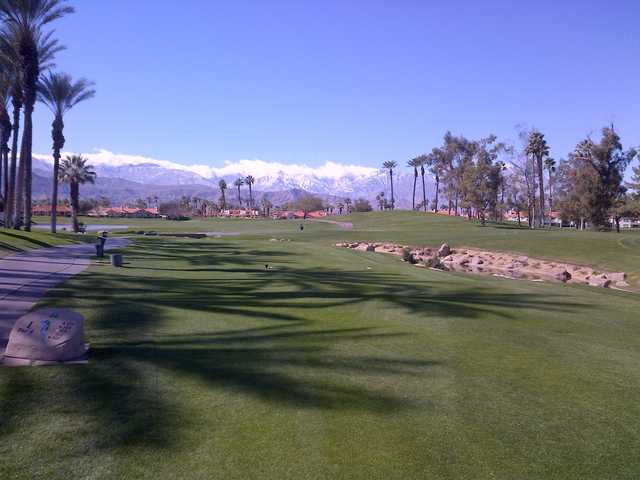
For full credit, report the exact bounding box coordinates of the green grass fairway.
[2,212,640,479]
[0,228,89,257]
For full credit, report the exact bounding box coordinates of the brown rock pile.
[336,242,629,289]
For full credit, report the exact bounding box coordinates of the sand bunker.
[336,242,629,289]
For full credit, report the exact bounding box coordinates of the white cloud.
[34,149,378,180]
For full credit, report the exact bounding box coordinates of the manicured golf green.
[1,212,640,479]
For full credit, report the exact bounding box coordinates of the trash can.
[110,253,123,267]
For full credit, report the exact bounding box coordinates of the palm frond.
[0,0,74,28]
[58,153,96,185]
[37,70,95,115]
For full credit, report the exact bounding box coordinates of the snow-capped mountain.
[32,150,435,208]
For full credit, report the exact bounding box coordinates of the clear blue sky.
[31,0,640,168]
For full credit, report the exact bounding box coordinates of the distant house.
[89,206,160,218]
[307,210,328,219]
[32,204,71,217]
[547,211,564,227]
[618,217,640,229]
[272,209,325,220]
[219,209,259,218]
[504,210,523,222]
[273,210,302,220]
[87,207,109,217]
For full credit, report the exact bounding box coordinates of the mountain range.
[31,151,436,209]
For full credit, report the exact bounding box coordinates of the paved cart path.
[0,238,130,357]
[309,219,353,229]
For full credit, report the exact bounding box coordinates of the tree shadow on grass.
[0,230,55,248]
[1,237,593,457]
[0,321,438,456]
[0,240,24,253]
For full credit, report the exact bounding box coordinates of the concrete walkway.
[0,238,130,357]
[309,219,354,230]
[32,224,131,232]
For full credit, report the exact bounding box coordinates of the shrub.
[354,198,373,212]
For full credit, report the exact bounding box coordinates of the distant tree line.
[395,125,638,231]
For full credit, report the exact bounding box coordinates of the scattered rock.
[469,256,484,266]
[424,256,444,269]
[438,243,451,257]
[335,242,626,290]
[607,272,626,282]
[588,275,611,288]
[402,247,417,264]
[551,270,572,283]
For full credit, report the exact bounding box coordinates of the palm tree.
[0,68,10,213]
[261,197,272,217]
[427,149,443,213]
[0,0,72,231]
[407,158,419,210]
[382,161,397,209]
[0,32,21,228]
[218,179,227,209]
[525,130,549,227]
[544,157,556,211]
[57,154,95,233]
[245,175,255,210]
[37,71,95,233]
[234,177,244,206]
[418,155,428,212]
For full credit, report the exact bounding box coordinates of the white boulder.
[3,308,89,365]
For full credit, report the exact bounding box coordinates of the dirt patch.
[336,242,629,290]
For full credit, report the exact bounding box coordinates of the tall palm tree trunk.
[537,155,545,228]
[7,94,21,229]
[50,114,64,233]
[0,112,10,212]
[249,185,253,209]
[70,180,79,233]
[420,166,427,212]
[237,186,241,205]
[547,167,553,211]
[411,167,417,210]
[14,149,24,228]
[51,152,61,231]
[434,176,439,212]
[0,144,4,208]
[21,103,33,231]
[389,170,395,209]
[1,147,7,210]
